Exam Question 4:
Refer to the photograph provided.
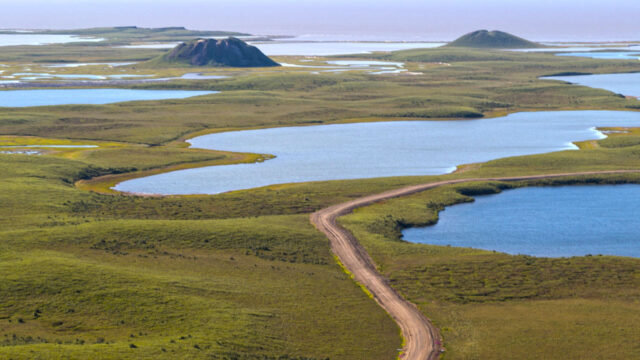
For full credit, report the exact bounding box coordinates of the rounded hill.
[447,30,542,49]
[155,37,280,67]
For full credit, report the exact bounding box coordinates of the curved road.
[310,170,640,360]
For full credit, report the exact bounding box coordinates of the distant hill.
[447,30,542,49]
[153,38,280,67]
[28,26,248,37]
[5,27,251,44]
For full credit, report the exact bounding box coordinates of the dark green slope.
[447,29,542,48]
[153,37,280,67]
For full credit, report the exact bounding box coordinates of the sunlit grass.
[1,41,640,358]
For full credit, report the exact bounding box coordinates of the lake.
[115,110,640,195]
[402,185,640,258]
[0,89,217,107]
[249,41,444,56]
[544,72,640,97]
[509,45,640,60]
[0,34,102,46]
[511,45,640,53]
[117,40,443,55]
[556,52,640,60]
[116,42,180,49]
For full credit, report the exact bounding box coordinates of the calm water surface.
[403,185,640,257]
[10,73,153,81]
[556,52,640,60]
[0,89,216,107]
[249,42,443,56]
[118,40,443,55]
[116,42,179,49]
[511,45,640,53]
[544,73,640,97]
[0,34,102,46]
[115,111,640,195]
[42,62,138,68]
[281,60,406,74]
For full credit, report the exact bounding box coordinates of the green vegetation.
[2,48,640,146]
[446,29,542,49]
[0,153,401,359]
[1,36,640,359]
[339,154,640,358]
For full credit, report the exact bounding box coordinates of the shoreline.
[103,114,640,197]
[310,169,640,360]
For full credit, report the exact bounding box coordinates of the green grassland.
[2,47,640,146]
[1,41,640,359]
[0,153,402,359]
[3,123,640,359]
[0,44,165,63]
[338,149,640,358]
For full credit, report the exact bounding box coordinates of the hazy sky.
[0,0,639,41]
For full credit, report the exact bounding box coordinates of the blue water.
[0,89,217,107]
[544,73,640,97]
[177,73,227,80]
[556,52,640,60]
[115,110,640,195]
[402,185,640,258]
[282,60,406,74]
[116,43,179,49]
[42,62,138,68]
[10,73,153,80]
[0,34,103,46]
[249,41,444,56]
[511,45,640,53]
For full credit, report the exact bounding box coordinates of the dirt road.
[310,170,640,360]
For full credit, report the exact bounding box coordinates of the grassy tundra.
[1,37,640,359]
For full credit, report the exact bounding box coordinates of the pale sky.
[0,0,639,41]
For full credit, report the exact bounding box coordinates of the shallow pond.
[0,150,42,155]
[115,110,640,195]
[281,60,406,74]
[9,73,153,81]
[175,73,228,80]
[0,89,217,107]
[402,185,640,258]
[544,72,640,97]
[325,60,405,67]
[42,62,138,68]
